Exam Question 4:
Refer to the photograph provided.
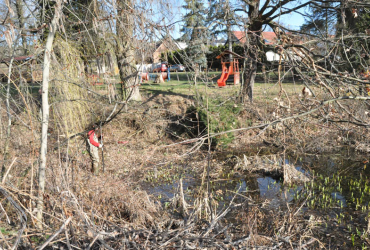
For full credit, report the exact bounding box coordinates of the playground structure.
[216,50,242,87]
[141,69,170,82]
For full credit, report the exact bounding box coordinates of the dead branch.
[0,187,27,250]
[38,217,72,250]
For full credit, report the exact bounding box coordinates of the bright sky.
[273,1,309,30]
[168,0,309,39]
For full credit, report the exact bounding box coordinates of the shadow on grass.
[141,83,196,105]
[168,71,221,82]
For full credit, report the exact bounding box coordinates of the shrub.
[186,97,241,147]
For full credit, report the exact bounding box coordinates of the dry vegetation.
[1,0,370,248]
[1,79,369,249]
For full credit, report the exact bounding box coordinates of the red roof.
[0,55,34,63]
[232,31,278,45]
[233,31,247,43]
[262,32,277,45]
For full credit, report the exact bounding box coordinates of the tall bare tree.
[15,0,27,54]
[37,0,63,227]
[226,0,318,102]
[115,0,141,101]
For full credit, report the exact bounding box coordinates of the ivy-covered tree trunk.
[240,0,261,103]
[116,0,141,101]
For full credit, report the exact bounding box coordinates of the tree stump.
[154,74,164,83]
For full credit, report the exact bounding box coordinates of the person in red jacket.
[87,125,103,174]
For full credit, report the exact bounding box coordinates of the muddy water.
[142,150,370,248]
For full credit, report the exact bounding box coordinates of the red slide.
[217,64,233,87]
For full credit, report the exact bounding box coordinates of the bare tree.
[115,0,141,101]
[233,0,318,102]
[37,0,63,227]
[14,0,27,54]
[1,54,14,180]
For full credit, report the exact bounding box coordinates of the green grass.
[140,78,303,100]
[0,227,16,236]
[89,71,305,102]
[3,70,304,100]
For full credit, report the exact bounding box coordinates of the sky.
[272,1,308,30]
[274,9,307,30]
[161,0,307,39]
[166,0,309,40]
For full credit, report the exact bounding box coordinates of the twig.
[60,240,82,250]
[100,122,105,172]
[0,187,27,250]
[144,231,152,249]
[202,193,240,237]
[38,217,72,250]
[202,95,370,139]
[86,234,100,250]
[159,223,195,248]
[231,235,251,245]
[64,229,72,250]
[0,229,12,249]
[2,157,17,184]
[300,238,317,248]
[179,179,188,216]
[0,201,10,224]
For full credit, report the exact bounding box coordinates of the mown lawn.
[140,71,304,101]
[91,71,305,102]
[20,71,304,101]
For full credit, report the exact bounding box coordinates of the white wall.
[136,64,154,72]
[266,51,282,62]
[266,50,302,62]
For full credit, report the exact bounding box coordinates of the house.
[231,31,303,62]
[231,31,279,45]
[211,39,227,47]
[232,31,303,45]
[133,38,188,64]
[0,55,42,83]
[266,51,282,62]
[135,40,188,72]
[152,39,188,63]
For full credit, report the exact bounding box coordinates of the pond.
[142,150,370,248]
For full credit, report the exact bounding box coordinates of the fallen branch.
[0,186,27,250]
[2,157,17,184]
[38,217,72,250]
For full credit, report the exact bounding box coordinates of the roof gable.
[232,31,278,45]
[261,32,277,45]
[0,55,34,63]
[233,31,247,43]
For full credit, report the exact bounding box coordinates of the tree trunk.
[228,25,232,61]
[239,0,261,103]
[15,0,27,55]
[116,0,141,101]
[1,56,14,179]
[240,31,260,103]
[241,58,257,102]
[37,2,61,228]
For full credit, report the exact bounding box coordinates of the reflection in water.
[331,192,347,207]
[257,177,303,207]
[142,152,370,248]
[236,180,247,193]
[145,155,357,213]
[257,177,281,200]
